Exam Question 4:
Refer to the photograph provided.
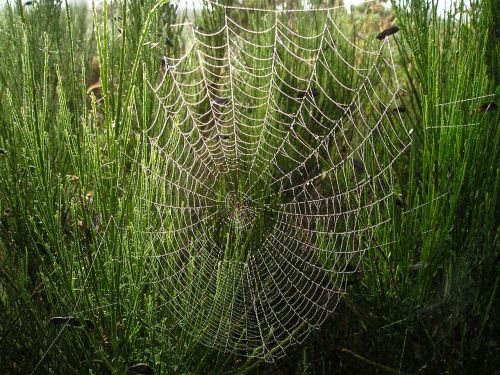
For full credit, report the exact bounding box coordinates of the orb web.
[134,0,411,361]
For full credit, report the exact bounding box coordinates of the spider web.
[134,0,411,361]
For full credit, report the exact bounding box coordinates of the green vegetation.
[0,0,498,373]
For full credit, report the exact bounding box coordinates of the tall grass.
[0,0,497,374]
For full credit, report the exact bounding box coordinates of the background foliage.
[0,0,498,373]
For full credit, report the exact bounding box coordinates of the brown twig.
[340,348,412,375]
